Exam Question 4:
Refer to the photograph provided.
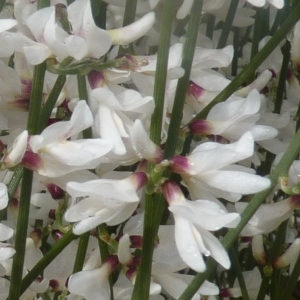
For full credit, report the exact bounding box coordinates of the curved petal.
[173,216,206,272]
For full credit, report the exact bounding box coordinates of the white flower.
[3,100,112,177]
[235,195,300,236]
[189,89,277,142]
[64,172,147,235]
[90,85,154,156]
[162,180,241,272]
[169,132,271,202]
[68,256,119,300]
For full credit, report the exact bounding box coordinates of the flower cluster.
[0,0,299,300]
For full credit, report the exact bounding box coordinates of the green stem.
[251,8,264,60]
[192,1,300,122]
[118,0,138,55]
[72,232,90,273]
[231,27,239,76]
[205,14,215,40]
[274,41,291,114]
[97,225,114,300]
[217,0,239,49]
[27,62,47,135]
[132,2,174,299]
[164,0,203,159]
[37,0,50,10]
[7,166,23,200]
[91,0,107,29]
[131,193,166,300]
[38,75,66,133]
[149,0,174,144]
[77,75,93,139]
[0,0,6,13]
[7,169,33,300]
[229,246,250,300]
[257,220,288,300]
[20,230,78,294]
[179,127,300,299]
[280,251,300,299]
[7,58,47,299]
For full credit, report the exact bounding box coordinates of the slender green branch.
[27,62,47,135]
[97,225,114,300]
[217,0,239,49]
[229,246,250,300]
[7,57,47,299]
[280,251,300,299]
[0,0,6,13]
[21,230,78,293]
[72,232,90,273]
[149,0,174,145]
[91,0,107,29]
[131,193,166,300]
[7,166,23,200]
[179,126,300,299]
[38,75,66,133]
[7,169,33,300]
[164,0,203,159]
[118,0,138,55]
[274,41,291,114]
[77,75,93,139]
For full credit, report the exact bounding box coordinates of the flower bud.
[3,130,28,168]
[274,238,300,269]
[252,234,267,265]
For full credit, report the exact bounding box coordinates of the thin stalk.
[77,75,93,139]
[38,75,66,133]
[231,27,239,76]
[205,14,215,40]
[7,166,23,200]
[131,193,166,300]
[217,0,239,49]
[118,0,138,55]
[97,225,114,300]
[280,251,300,299]
[251,8,264,60]
[0,0,5,13]
[72,232,90,273]
[37,0,50,9]
[21,230,77,293]
[149,0,174,145]
[164,0,203,159]
[7,59,47,299]
[179,127,300,299]
[229,246,250,300]
[27,62,47,135]
[7,169,33,300]
[274,41,291,114]
[257,220,288,300]
[91,0,107,29]
[132,2,174,299]
[191,1,300,122]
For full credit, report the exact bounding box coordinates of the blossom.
[64,172,147,235]
[189,89,278,142]
[235,195,300,236]
[3,100,112,177]
[169,132,271,202]
[68,255,119,300]
[162,180,241,272]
